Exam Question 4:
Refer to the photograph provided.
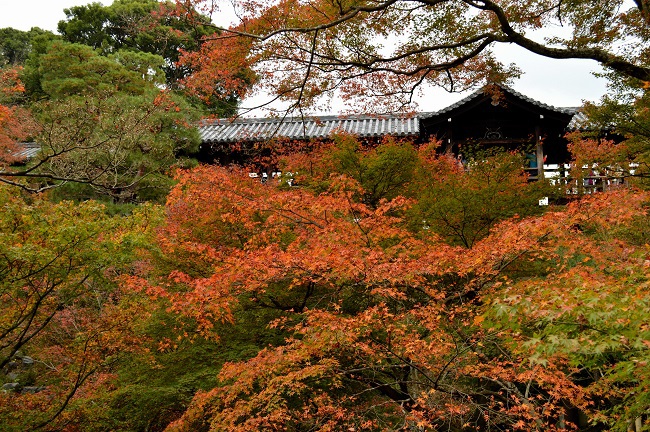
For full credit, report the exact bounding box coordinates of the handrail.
[532,163,633,194]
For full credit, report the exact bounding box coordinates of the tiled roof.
[422,84,575,119]
[10,89,589,156]
[499,84,577,115]
[565,109,591,130]
[11,142,41,160]
[200,114,420,143]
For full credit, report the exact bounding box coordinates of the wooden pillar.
[446,117,453,154]
[627,417,644,431]
[536,122,544,180]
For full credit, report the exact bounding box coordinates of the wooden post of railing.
[535,124,544,180]
[536,163,630,195]
[627,416,643,431]
[446,117,453,153]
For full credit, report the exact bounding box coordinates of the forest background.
[0,0,649,431]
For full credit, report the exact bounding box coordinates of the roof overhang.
[200,114,420,144]
[420,84,576,126]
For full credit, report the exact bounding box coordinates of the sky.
[0,0,611,113]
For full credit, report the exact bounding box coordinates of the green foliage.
[567,69,649,193]
[0,186,163,430]
[58,0,213,87]
[39,42,165,99]
[484,193,650,430]
[31,90,199,203]
[5,39,201,203]
[329,134,418,207]
[17,33,60,101]
[58,2,112,51]
[280,137,555,248]
[67,289,291,431]
[3,134,650,430]
[411,147,557,248]
[0,27,56,66]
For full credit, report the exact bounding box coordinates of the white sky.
[0,0,105,32]
[0,0,610,113]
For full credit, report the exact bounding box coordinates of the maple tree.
[117,139,649,431]
[3,2,650,430]
[174,0,650,113]
[571,76,650,187]
[0,185,160,430]
[0,67,36,168]
[486,193,650,431]
[410,143,556,247]
[173,0,650,190]
[0,133,647,431]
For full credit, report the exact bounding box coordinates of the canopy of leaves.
[275,136,555,246]
[412,143,557,248]
[108,139,648,431]
[39,41,166,98]
[0,186,161,430]
[177,0,650,113]
[572,76,650,188]
[56,0,249,115]
[1,131,649,430]
[0,41,201,203]
[0,27,55,66]
[3,2,650,429]
[57,0,211,83]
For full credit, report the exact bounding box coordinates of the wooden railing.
[527,164,635,194]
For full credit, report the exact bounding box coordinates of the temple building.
[198,84,586,179]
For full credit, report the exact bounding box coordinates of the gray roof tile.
[200,114,420,143]
[11,142,40,160]
[565,109,591,130]
[421,84,576,119]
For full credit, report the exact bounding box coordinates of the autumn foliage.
[0,67,36,167]
[1,0,650,429]
[0,187,161,430]
[0,129,648,430]
[174,0,650,114]
[113,139,650,431]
